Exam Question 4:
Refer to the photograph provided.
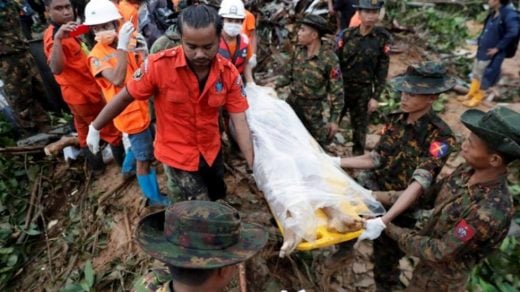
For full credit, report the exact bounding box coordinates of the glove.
[246,81,256,88]
[329,156,341,167]
[249,54,257,68]
[358,217,386,241]
[134,33,148,54]
[117,21,135,51]
[87,124,101,154]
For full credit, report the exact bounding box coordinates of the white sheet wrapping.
[243,85,385,249]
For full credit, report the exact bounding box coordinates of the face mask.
[94,29,117,45]
[223,22,242,37]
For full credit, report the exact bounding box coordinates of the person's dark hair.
[499,0,511,5]
[44,0,54,7]
[177,4,222,37]
[486,146,515,165]
[168,265,217,286]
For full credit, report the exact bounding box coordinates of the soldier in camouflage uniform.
[331,62,457,291]
[336,0,391,155]
[0,0,48,130]
[383,106,519,291]
[275,14,344,146]
[133,200,268,292]
[150,24,182,53]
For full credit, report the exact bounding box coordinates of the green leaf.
[7,254,18,267]
[84,260,94,288]
[59,283,85,292]
[0,248,14,254]
[24,229,41,236]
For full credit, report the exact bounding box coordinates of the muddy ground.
[10,26,520,292]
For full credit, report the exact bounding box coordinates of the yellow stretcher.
[271,201,368,251]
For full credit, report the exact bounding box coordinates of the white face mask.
[223,22,242,37]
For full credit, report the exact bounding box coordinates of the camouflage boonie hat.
[391,61,456,95]
[298,14,332,35]
[353,0,384,10]
[136,201,268,269]
[461,107,520,159]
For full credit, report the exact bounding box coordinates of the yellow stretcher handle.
[271,201,367,251]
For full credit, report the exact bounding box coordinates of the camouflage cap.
[136,201,268,269]
[461,107,520,159]
[298,14,332,35]
[353,0,384,10]
[391,61,456,95]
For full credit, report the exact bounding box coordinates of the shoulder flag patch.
[330,67,341,81]
[429,141,449,158]
[453,219,475,242]
[384,43,391,55]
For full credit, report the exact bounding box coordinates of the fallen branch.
[17,173,42,244]
[0,146,44,154]
[97,176,133,204]
[239,263,247,292]
[44,136,79,156]
[123,208,133,251]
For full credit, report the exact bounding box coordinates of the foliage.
[60,260,96,292]
[0,117,48,289]
[385,1,479,53]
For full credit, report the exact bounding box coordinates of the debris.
[44,135,79,156]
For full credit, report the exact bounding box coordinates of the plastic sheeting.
[245,85,385,251]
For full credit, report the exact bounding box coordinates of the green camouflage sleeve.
[373,35,390,100]
[411,129,457,190]
[386,207,502,263]
[275,51,295,88]
[326,54,344,123]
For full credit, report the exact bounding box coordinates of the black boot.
[83,148,105,175]
[110,143,125,168]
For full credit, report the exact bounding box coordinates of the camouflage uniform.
[150,25,181,54]
[134,200,268,291]
[336,25,391,155]
[276,44,344,145]
[359,109,456,291]
[386,164,513,291]
[0,0,47,129]
[360,110,456,191]
[133,269,173,292]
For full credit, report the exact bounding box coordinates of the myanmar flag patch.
[453,219,475,242]
[429,141,449,158]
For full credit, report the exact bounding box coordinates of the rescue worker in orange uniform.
[43,0,123,173]
[217,0,254,85]
[87,4,254,202]
[84,0,169,205]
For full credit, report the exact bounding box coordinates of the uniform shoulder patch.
[330,67,341,81]
[429,140,449,158]
[133,68,143,80]
[91,57,101,68]
[453,219,475,242]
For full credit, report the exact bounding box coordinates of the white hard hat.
[218,0,245,19]
[83,0,122,26]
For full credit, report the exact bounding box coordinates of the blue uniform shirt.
[477,13,502,61]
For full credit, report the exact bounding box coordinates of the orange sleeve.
[243,10,256,31]
[88,49,113,78]
[119,1,138,27]
[126,62,156,101]
[224,67,249,113]
[246,41,253,60]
